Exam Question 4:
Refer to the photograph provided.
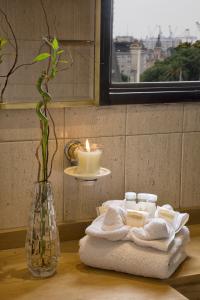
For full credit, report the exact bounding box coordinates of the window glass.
[112,0,200,83]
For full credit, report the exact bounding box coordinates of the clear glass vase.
[26,181,60,278]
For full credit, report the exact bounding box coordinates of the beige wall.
[0,102,200,230]
[0,0,94,102]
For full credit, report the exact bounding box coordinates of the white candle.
[77,139,102,175]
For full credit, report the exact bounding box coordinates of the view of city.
[112,0,200,83]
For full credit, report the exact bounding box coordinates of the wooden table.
[0,225,199,300]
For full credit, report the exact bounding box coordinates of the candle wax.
[77,149,102,175]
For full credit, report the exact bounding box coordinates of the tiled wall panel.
[0,140,64,229]
[127,104,183,135]
[183,103,200,132]
[181,132,200,208]
[0,109,64,142]
[65,105,126,139]
[1,0,95,102]
[1,102,200,230]
[125,133,182,208]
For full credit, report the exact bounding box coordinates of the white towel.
[102,201,189,235]
[79,227,189,279]
[86,206,178,251]
[128,226,189,252]
[127,218,176,252]
[155,206,189,233]
[102,199,125,209]
[102,206,126,231]
[86,207,130,241]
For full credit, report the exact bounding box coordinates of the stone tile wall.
[0,0,95,102]
[0,103,200,229]
[0,0,199,230]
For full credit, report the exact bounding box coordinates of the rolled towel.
[102,206,126,231]
[86,207,130,241]
[96,206,108,216]
[133,218,173,240]
[127,218,176,252]
[102,200,125,209]
[79,227,189,279]
[155,206,189,233]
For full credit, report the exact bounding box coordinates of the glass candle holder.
[77,140,103,175]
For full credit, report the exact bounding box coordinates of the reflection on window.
[112,0,200,83]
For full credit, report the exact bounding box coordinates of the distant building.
[113,37,148,82]
[115,36,134,43]
[113,38,132,82]
[112,42,121,82]
[113,32,198,83]
[129,41,146,82]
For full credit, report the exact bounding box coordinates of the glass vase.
[26,181,60,278]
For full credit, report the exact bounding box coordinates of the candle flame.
[85,139,90,152]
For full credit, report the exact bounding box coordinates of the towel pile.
[79,201,190,279]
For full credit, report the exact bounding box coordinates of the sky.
[113,0,200,39]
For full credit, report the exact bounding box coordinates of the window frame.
[100,0,200,105]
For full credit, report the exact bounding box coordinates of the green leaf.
[0,38,7,48]
[59,60,68,64]
[33,52,51,62]
[52,38,59,50]
[57,50,64,55]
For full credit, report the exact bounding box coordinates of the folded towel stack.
[79,202,190,279]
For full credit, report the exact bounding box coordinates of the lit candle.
[77,139,102,175]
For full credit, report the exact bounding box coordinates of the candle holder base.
[64,166,111,181]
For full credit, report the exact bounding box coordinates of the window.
[100,0,200,105]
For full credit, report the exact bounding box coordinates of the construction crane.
[168,25,174,48]
[195,21,200,39]
[168,25,173,39]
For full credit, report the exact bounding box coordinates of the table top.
[0,225,199,300]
